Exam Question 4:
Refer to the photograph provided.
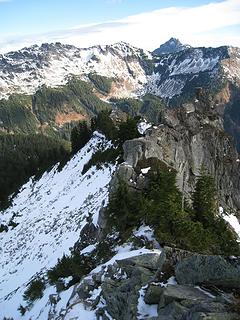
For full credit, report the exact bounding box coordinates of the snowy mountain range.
[0,39,240,102]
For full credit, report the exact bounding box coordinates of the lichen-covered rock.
[175,255,240,289]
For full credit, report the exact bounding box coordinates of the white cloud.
[0,0,240,53]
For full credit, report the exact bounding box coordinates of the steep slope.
[0,131,116,319]
[148,45,240,101]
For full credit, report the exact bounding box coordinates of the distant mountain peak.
[153,37,191,55]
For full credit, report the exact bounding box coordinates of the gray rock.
[157,301,189,320]
[123,138,150,167]
[74,222,98,251]
[158,285,213,309]
[175,255,240,289]
[144,284,163,304]
[74,278,96,300]
[190,312,240,320]
[101,252,165,320]
[117,252,165,271]
[181,300,227,314]
[121,102,240,211]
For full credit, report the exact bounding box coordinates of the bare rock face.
[121,96,240,212]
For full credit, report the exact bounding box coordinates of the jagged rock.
[153,38,190,55]
[102,277,139,320]
[122,99,240,211]
[101,252,164,320]
[144,284,163,304]
[73,278,96,300]
[123,138,151,167]
[175,255,240,289]
[164,246,196,266]
[158,285,213,309]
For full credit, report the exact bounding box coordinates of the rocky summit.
[0,38,240,320]
[152,38,191,55]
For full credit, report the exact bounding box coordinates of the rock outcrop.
[119,94,240,212]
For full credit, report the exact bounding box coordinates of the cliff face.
[121,92,240,212]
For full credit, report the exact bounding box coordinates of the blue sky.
[0,0,239,52]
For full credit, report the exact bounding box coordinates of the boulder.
[144,284,163,304]
[158,285,213,309]
[117,252,165,272]
[175,255,240,289]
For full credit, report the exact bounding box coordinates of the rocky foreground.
[55,246,240,320]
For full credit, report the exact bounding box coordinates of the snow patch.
[223,213,240,238]
[0,131,116,319]
[137,285,158,319]
[133,225,154,242]
[141,167,151,174]
[138,121,152,135]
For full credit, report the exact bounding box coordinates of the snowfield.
[0,131,116,319]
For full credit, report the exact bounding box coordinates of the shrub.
[118,117,140,145]
[91,110,118,141]
[23,278,45,302]
[18,305,27,316]
[192,172,217,227]
[0,224,8,233]
[47,252,95,285]
[71,121,92,154]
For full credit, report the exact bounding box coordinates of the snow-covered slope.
[148,45,240,99]
[0,41,150,99]
[0,40,240,102]
[0,131,116,319]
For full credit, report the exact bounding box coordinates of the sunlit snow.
[0,131,116,319]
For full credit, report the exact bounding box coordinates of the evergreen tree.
[91,110,117,141]
[107,180,146,235]
[192,172,217,227]
[71,121,92,154]
[118,117,140,145]
[146,168,182,230]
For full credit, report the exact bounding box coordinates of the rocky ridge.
[118,90,240,212]
[0,40,240,103]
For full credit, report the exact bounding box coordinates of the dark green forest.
[0,133,70,208]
